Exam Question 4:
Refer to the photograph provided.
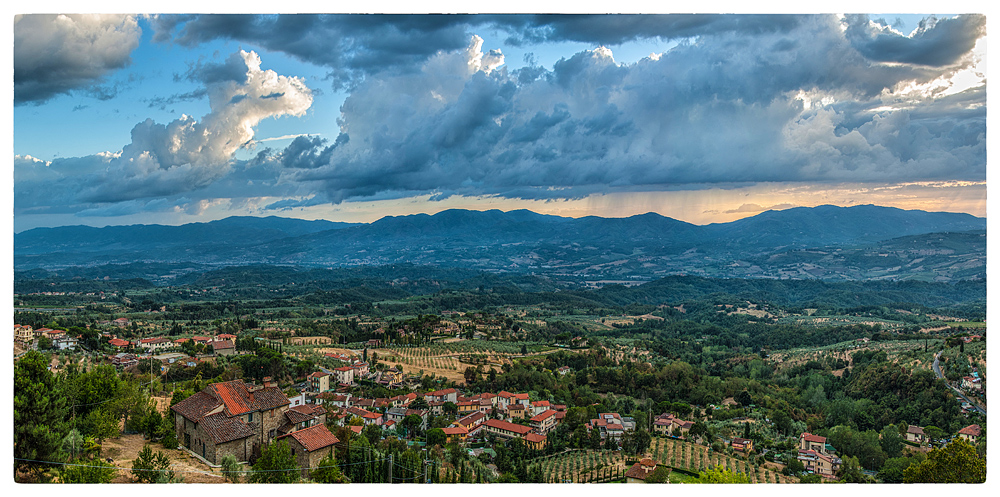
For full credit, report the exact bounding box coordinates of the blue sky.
[11,11,988,232]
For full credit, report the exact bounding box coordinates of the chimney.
[264,376,277,388]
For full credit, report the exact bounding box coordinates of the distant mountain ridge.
[14,205,985,281]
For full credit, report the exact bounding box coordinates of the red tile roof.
[524,433,546,444]
[457,411,487,426]
[959,424,981,436]
[443,426,469,436]
[108,338,130,347]
[140,337,171,344]
[200,412,255,444]
[625,461,658,480]
[801,432,826,443]
[171,380,289,421]
[530,410,557,423]
[485,419,533,435]
[280,424,339,452]
[212,339,235,350]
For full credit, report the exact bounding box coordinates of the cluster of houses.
[313,387,568,451]
[14,324,80,350]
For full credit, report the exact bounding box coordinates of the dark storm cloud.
[493,14,806,46]
[14,14,142,105]
[151,14,811,88]
[260,15,984,205]
[845,14,986,66]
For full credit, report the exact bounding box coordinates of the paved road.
[933,351,986,415]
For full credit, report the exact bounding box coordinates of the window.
[248,412,253,422]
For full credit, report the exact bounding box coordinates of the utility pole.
[388,453,393,483]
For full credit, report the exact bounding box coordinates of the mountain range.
[14,205,986,282]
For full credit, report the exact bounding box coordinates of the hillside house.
[625,458,660,483]
[308,371,331,393]
[278,404,327,435]
[442,426,469,444]
[351,362,370,378]
[54,335,79,350]
[962,376,982,391]
[425,388,459,404]
[345,406,383,426]
[277,424,339,479]
[14,324,34,343]
[484,419,533,440]
[507,403,528,420]
[212,340,236,356]
[333,366,355,386]
[530,409,559,435]
[523,432,547,450]
[906,425,926,443]
[958,424,981,444]
[732,437,754,453]
[110,352,138,370]
[455,411,488,436]
[797,432,841,478]
[170,378,290,465]
[589,413,635,440]
[138,337,173,352]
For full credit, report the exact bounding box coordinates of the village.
[14,314,987,483]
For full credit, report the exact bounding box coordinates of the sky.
[10,8,989,232]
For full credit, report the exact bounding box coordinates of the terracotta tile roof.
[524,433,546,444]
[907,425,925,435]
[170,391,221,422]
[199,412,255,444]
[349,425,363,434]
[959,424,981,436]
[530,410,557,423]
[140,337,171,344]
[485,419,533,435]
[309,371,331,378]
[291,404,325,417]
[801,432,826,443]
[458,411,487,426]
[533,400,550,407]
[624,461,658,480]
[212,340,235,350]
[170,380,289,421]
[443,426,469,436]
[210,380,289,417]
[108,338,130,347]
[280,424,339,452]
[285,408,315,425]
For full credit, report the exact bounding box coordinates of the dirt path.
[102,434,224,483]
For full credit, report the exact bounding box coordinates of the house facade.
[905,425,926,443]
[277,424,339,479]
[958,424,981,444]
[797,432,841,478]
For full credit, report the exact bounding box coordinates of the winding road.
[933,351,986,415]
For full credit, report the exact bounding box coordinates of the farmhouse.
[170,378,290,465]
[277,424,339,479]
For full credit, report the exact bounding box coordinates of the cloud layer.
[14,14,142,104]
[269,15,985,204]
[14,14,987,223]
[15,50,312,214]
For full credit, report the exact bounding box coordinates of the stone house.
[277,424,339,479]
[170,378,290,465]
